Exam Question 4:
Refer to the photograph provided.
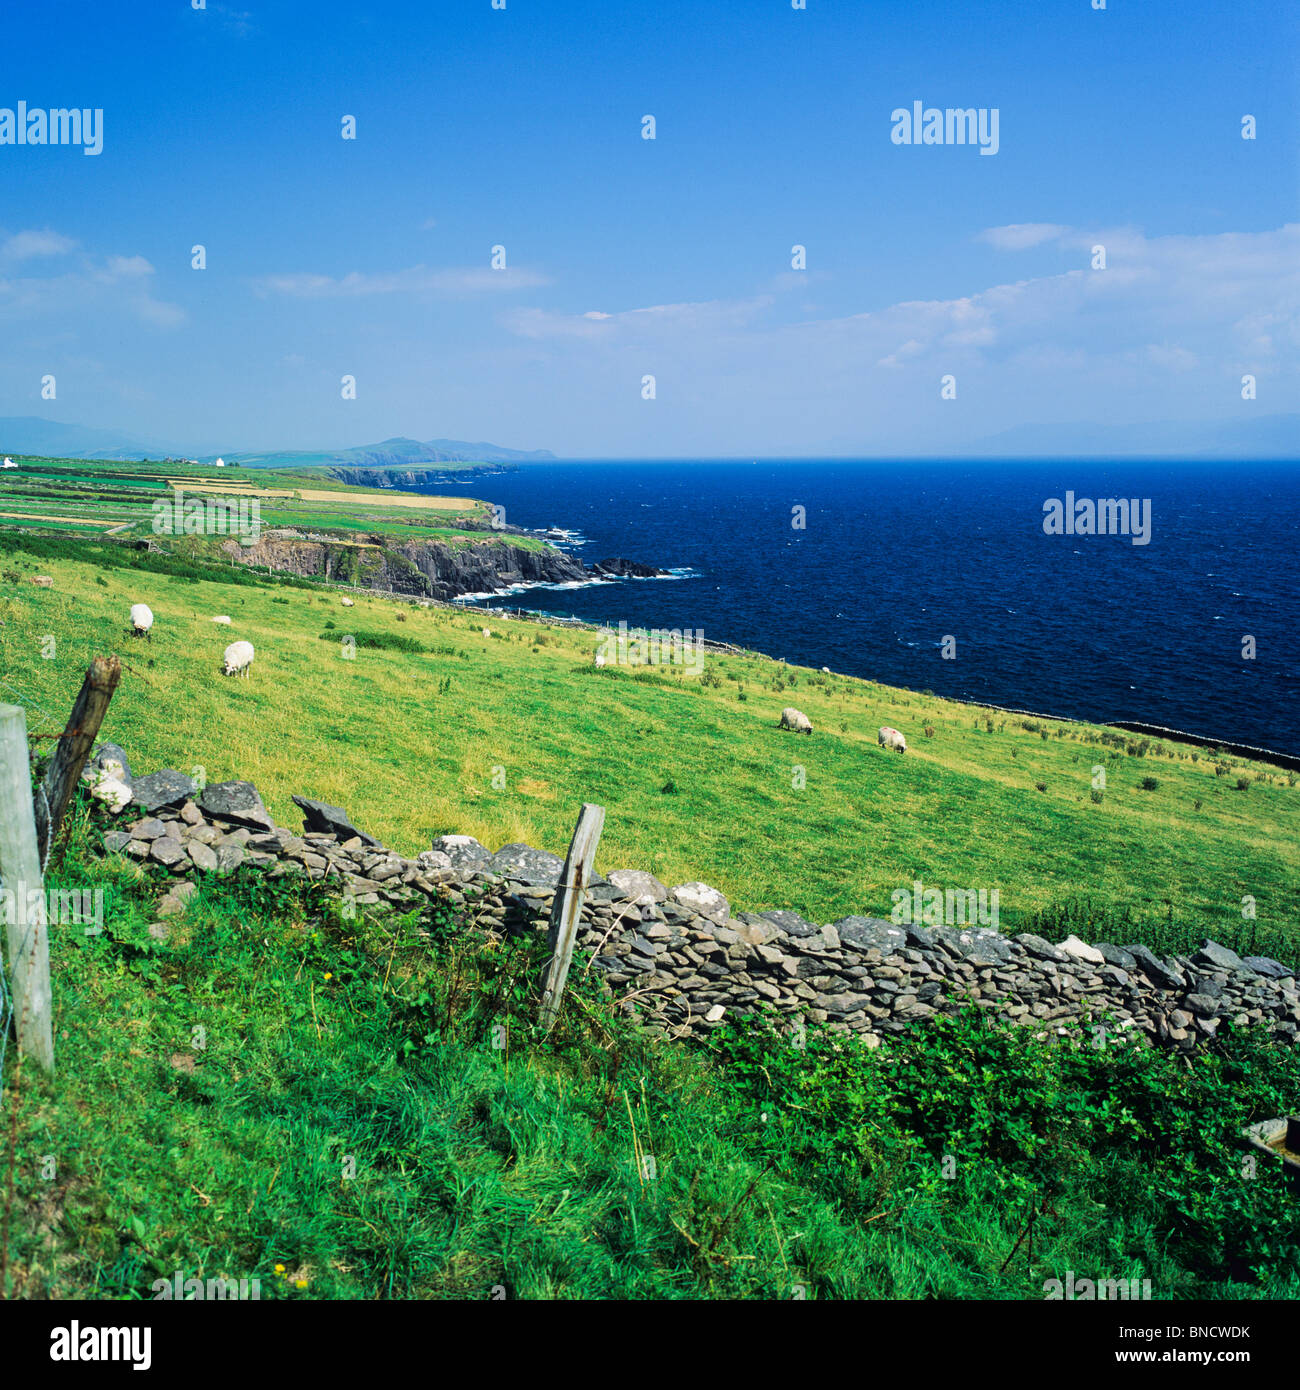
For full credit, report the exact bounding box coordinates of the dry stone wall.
[91,748,1300,1053]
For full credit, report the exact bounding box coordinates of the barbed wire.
[0,941,10,1107]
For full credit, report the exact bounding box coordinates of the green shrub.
[317,629,425,654]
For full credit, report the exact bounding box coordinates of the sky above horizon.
[0,0,1296,458]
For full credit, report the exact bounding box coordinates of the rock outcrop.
[221,532,589,601]
[588,557,670,579]
[218,532,668,602]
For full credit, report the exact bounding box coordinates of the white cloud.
[506,296,772,341]
[526,225,1300,372]
[493,223,1300,452]
[0,239,183,327]
[1,229,77,261]
[255,264,552,298]
[103,255,154,279]
[978,223,1068,250]
[210,4,255,37]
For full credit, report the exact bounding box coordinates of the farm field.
[166,481,482,510]
[0,455,494,543]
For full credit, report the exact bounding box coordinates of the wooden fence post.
[32,655,121,861]
[539,803,605,1032]
[0,703,54,1074]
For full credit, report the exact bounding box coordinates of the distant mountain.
[227,437,556,469]
[971,414,1300,459]
[0,420,556,467]
[0,415,179,460]
[421,438,556,463]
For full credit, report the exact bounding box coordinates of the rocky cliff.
[221,531,589,600]
[324,464,508,489]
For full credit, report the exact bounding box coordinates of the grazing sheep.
[779,707,813,735]
[481,627,491,638]
[129,603,154,642]
[222,639,255,677]
[878,726,907,754]
[211,615,232,626]
[341,597,355,608]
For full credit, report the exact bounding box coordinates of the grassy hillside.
[0,542,1295,939]
[3,536,1300,1303]
[5,823,1299,1300]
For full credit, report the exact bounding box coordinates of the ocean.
[423,460,1300,758]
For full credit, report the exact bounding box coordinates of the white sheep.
[211,615,232,625]
[341,597,355,608]
[878,726,907,754]
[129,603,153,642]
[481,627,491,638]
[779,707,813,735]
[222,639,255,677]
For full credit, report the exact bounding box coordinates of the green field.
[0,538,1294,938]
[3,532,1299,1303]
[0,455,494,543]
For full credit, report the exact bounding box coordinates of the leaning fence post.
[539,802,605,1032]
[33,654,121,861]
[0,704,54,1074]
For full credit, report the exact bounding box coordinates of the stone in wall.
[94,753,1300,1055]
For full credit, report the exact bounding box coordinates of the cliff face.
[324,465,506,489]
[220,532,587,600]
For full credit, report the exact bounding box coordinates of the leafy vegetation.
[4,810,1297,1300]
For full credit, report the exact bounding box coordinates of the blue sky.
[0,0,1295,456]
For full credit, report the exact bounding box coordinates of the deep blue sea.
[427,460,1300,757]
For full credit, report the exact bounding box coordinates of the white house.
[214,457,226,467]
[2,457,16,469]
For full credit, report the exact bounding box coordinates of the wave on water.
[453,575,619,603]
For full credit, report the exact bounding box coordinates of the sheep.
[211,615,232,626]
[222,639,255,677]
[129,603,154,642]
[878,726,907,754]
[481,627,491,638]
[779,707,813,735]
[341,597,355,608]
